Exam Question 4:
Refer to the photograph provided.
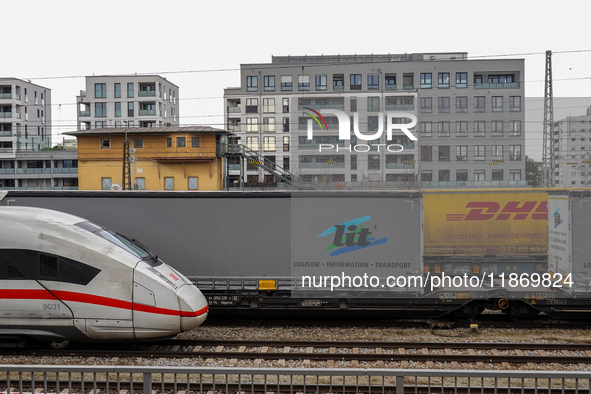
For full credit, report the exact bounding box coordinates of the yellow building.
[66,126,228,190]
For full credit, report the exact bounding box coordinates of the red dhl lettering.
[446,201,547,221]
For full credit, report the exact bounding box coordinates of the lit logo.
[552,208,563,228]
[317,216,387,256]
[303,107,328,131]
[446,201,548,221]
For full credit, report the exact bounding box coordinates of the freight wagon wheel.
[503,303,539,323]
[46,339,72,349]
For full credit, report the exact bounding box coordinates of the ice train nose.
[177,284,209,331]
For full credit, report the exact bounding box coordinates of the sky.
[4,0,591,160]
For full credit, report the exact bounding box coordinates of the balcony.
[0,112,12,118]
[53,167,78,173]
[53,186,79,190]
[0,148,13,153]
[79,111,90,117]
[0,93,11,99]
[385,84,397,90]
[16,168,51,174]
[403,85,414,90]
[297,103,345,110]
[300,162,345,168]
[0,168,15,173]
[139,109,156,116]
[228,106,241,114]
[139,90,156,97]
[386,163,416,169]
[0,131,12,136]
[385,104,414,111]
[474,82,520,89]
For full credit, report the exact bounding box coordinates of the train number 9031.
[42,303,61,310]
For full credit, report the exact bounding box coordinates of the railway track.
[5,339,591,365]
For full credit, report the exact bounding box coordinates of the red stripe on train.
[0,289,208,317]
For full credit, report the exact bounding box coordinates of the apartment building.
[223,53,526,188]
[0,78,77,190]
[554,107,591,187]
[77,75,179,130]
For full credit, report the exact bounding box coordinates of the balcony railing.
[0,93,11,99]
[385,84,397,90]
[385,104,414,111]
[0,112,12,118]
[53,186,79,190]
[474,82,520,89]
[0,130,13,136]
[0,168,15,173]
[228,106,241,114]
[16,168,51,174]
[300,162,345,168]
[139,90,156,97]
[297,103,345,110]
[53,168,78,173]
[0,147,13,153]
[79,111,90,117]
[386,163,416,169]
[139,109,156,116]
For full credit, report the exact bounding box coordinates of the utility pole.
[541,50,555,187]
[122,135,132,190]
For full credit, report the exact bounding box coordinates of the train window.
[7,264,25,279]
[39,254,58,277]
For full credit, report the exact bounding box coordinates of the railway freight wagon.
[423,189,548,277]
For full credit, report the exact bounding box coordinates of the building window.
[475,145,485,161]
[456,72,467,88]
[246,118,259,132]
[101,139,110,149]
[420,73,432,88]
[439,170,450,181]
[385,74,396,89]
[188,177,198,190]
[438,73,450,88]
[492,96,503,112]
[246,136,258,150]
[283,136,289,151]
[128,102,134,117]
[421,170,432,181]
[263,117,276,132]
[177,137,186,147]
[456,121,468,137]
[333,74,344,90]
[510,96,521,112]
[474,121,485,137]
[191,137,200,147]
[282,98,289,113]
[474,96,485,112]
[94,83,106,98]
[115,121,121,127]
[95,102,106,117]
[367,74,379,89]
[456,170,468,181]
[421,146,432,161]
[350,97,357,112]
[456,96,468,113]
[368,155,380,170]
[350,154,357,170]
[134,177,145,190]
[133,138,143,149]
[315,75,327,91]
[420,97,432,113]
[166,137,172,148]
[101,177,111,190]
[298,75,310,91]
[247,76,258,92]
[283,117,290,132]
[492,121,503,137]
[114,83,121,98]
[420,122,432,137]
[492,169,503,181]
[510,145,522,161]
[263,98,275,113]
[367,97,380,112]
[95,121,106,128]
[350,74,361,90]
[510,120,521,136]
[474,170,485,181]
[438,146,450,161]
[127,82,134,98]
[492,145,503,160]
[457,145,467,161]
[438,122,450,137]
[263,136,276,152]
[115,102,121,117]
[438,97,450,113]
[264,76,275,91]
[281,76,292,91]
[164,177,174,190]
[368,116,379,131]
[510,170,521,181]
[245,98,258,113]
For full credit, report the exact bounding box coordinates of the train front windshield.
[75,221,160,264]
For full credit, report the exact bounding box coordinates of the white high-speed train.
[0,206,208,348]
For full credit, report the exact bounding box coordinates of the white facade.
[224,53,526,188]
[554,108,591,187]
[77,75,179,130]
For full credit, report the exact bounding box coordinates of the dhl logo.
[446,201,548,221]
